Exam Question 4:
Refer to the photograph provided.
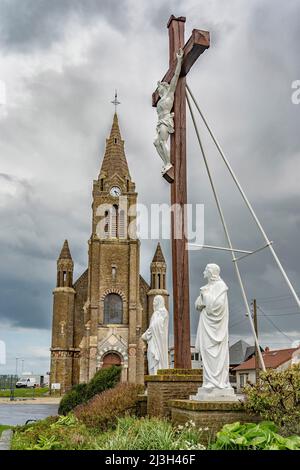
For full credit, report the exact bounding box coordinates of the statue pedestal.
[190,386,239,402]
[169,400,260,443]
[145,369,203,417]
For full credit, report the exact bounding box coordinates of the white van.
[15,377,36,388]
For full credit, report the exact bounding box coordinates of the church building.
[50,113,169,392]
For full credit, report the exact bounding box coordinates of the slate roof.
[229,339,251,366]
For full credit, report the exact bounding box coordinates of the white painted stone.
[193,263,238,402]
[142,295,169,375]
[190,386,239,402]
[154,48,184,172]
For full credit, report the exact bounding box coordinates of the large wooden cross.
[152,16,210,369]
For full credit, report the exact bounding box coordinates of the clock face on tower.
[110,186,121,197]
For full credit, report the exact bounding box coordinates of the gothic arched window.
[104,294,123,324]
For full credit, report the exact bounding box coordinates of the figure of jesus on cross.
[154,48,184,174]
[152,16,210,369]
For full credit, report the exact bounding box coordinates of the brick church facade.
[50,113,169,392]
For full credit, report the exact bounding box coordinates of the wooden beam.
[168,17,191,370]
[152,29,210,107]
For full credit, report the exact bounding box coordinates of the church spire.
[152,242,166,263]
[99,113,131,180]
[58,240,72,261]
[57,240,74,288]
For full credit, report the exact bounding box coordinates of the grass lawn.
[0,387,49,398]
[0,425,12,437]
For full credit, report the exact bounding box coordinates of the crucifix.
[152,16,210,369]
[111,90,121,112]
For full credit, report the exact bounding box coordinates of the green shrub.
[58,384,87,416]
[85,366,121,401]
[96,416,206,450]
[211,421,300,450]
[243,364,300,435]
[58,366,121,415]
[75,382,144,431]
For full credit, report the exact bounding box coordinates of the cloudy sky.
[0,0,299,375]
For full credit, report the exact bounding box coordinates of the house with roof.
[229,339,264,389]
[233,346,300,392]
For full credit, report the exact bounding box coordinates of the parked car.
[15,377,36,388]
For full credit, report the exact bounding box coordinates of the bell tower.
[50,240,76,393]
[81,113,143,384]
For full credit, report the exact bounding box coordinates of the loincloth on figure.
[156,113,175,134]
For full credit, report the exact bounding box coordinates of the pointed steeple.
[152,242,165,263]
[149,242,168,299]
[109,112,122,140]
[58,240,72,260]
[99,113,130,179]
[56,240,74,287]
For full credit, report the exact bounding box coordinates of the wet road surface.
[0,404,58,426]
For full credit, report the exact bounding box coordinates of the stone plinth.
[145,369,203,417]
[191,386,239,402]
[169,399,260,441]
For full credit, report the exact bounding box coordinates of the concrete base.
[191,386,239,402]
[0,430,13,450]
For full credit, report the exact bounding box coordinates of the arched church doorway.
[102,352,121,369]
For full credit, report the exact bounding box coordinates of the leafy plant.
[32,435,61,450]
[95,416,206,450]
[74,382,144,431]
[11,415,96,450]
[58,366,121,415]
[243,364,300,435]
[211,421,300,450]
[12,414,207,451]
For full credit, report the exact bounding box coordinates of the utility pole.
[252,299,260,383]
[15,357,19,376]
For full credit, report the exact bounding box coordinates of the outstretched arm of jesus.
[169,48,184,93]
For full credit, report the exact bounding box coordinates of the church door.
[102,352,121,368]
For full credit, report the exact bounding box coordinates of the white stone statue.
[192,263,237,401]
[142,295,169,375]
[154,48,184,173]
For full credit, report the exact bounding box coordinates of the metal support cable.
[186,90,266,371]
[257,305,295,343]
[186,84,300,312]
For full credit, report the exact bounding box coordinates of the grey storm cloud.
[0,0,130,50]
[0,0,299,372]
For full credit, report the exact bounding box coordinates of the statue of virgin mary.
[142,295,169,375]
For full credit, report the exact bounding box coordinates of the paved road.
[0,404,59,426]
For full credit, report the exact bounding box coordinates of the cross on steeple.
[111,90,121,113]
